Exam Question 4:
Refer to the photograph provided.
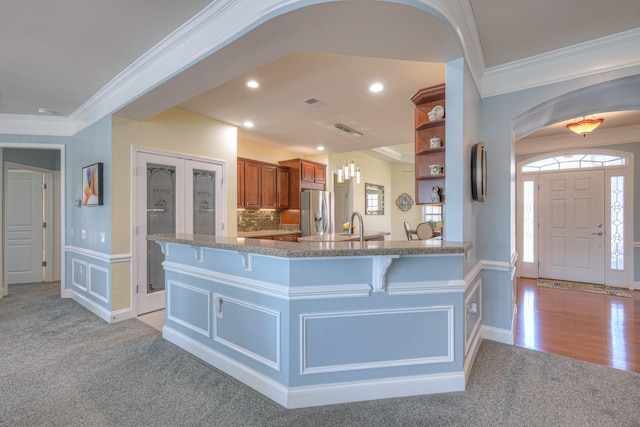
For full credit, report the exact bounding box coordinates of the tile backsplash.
[237,210,281,232]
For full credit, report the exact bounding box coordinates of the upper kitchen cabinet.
[279,158,327,209]
[411,83,445,205]
[276,167,290,209]
[301,161,326,185]
[238,158,290,209]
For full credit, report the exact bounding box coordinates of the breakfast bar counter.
[148,233,482,409]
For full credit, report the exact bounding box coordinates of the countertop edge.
[148,233,472,258]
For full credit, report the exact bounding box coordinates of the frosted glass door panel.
[193,169,215,235]
[147,164,176,294]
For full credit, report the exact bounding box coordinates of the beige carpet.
[537,278,632,297]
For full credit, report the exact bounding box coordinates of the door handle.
[592,231,604,236]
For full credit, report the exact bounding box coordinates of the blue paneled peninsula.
[149,234,482,409]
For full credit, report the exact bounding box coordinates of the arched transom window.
[521,153,626,172]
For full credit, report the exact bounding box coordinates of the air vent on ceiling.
[304,98,325,107]
[334,123,363,137]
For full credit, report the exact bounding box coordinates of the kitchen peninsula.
[149,233,482,409]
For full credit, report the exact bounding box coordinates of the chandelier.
[566,116,604,137]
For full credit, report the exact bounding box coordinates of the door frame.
[0,143,65,299]
[131,146,227,315]
[516,149,634,288]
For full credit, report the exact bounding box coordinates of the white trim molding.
[213,293,281,371]
[163,324,465,409]
[300,306,454,375]
[162,260,372,300]
[167,280,211,338]
[481,27,640,97]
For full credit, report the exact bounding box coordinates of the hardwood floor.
[515,277,640,373]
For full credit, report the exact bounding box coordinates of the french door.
[135,151,224,315]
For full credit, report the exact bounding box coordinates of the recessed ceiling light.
[369,83,384,93]
[246,80,259,89]
[317,146,325,151]
[243,121,254,128]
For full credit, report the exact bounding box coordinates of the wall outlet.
[100,232,106,243]
[81,230,86,240]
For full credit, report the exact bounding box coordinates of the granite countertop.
[237,229,301,238]
[148,233,472,258]
[297,231,390,242]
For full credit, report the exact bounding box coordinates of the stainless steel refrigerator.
[301,190,334,236]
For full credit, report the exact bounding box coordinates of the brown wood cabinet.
[261,164,277,208]
[278,158,327,209]
[272,233,301,242]
[237,159,245,208]
[238,158,290,209]
[276,167,290,209]
[411,83,446,205]
[243,160,261,209]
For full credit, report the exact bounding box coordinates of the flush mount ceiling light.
[334,123,363,137]
[243,121,254,128]
[246,80,259,88]
[369,82,384,93]
[566,116,604,137]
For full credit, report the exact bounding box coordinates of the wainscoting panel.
[167,281,211,337]
[214,294,281,371]
[72,259,88,291]
[302,306,453,374]
[89,265,109,303]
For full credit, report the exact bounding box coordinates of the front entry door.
[135,152,223,315]
[538,169,605,283]
[7,171,44,284]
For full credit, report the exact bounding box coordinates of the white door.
[135,153,224,315]
[7,171,43,284]
[538,169,605,283]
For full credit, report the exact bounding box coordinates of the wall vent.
[304,98,325,107]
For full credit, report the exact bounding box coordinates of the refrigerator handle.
[321,196,328,233]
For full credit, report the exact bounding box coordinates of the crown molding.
[0,113,76,136]
[0,0,637,136]
[481,27,640,98]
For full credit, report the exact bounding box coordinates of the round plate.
[429,105,444,121]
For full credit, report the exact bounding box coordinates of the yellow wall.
[390,163,423,240]
[110,108,238,310]
[328,152,395,235]
[238,138,298,163]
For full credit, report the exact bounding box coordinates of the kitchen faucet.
[349,211,364,243]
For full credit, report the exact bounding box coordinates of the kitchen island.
[148,234,482,408]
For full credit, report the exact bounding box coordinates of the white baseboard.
[64,288,132,323]
[463,333,483,385]
[482,325,514,345]
[163,325,466,409]
[163,325,290,407]
[287,371,465,409]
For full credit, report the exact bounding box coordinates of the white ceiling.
[1,0,639,160]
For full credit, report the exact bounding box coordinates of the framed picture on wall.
[82,162,103,206]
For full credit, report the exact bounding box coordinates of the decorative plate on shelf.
[396,193,414,211]
[428,105,445,121]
